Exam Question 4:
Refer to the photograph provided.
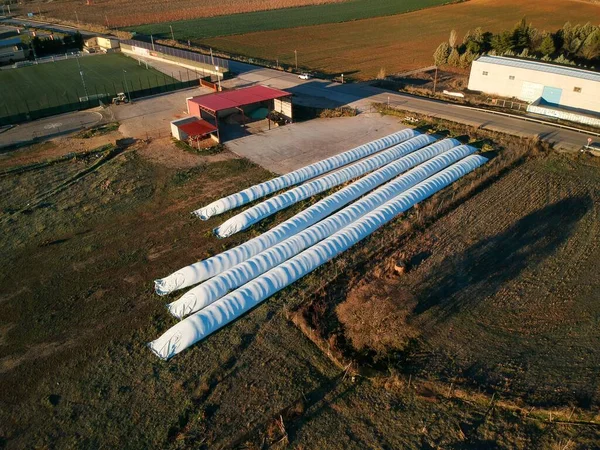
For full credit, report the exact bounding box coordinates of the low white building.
[84,36,120,53]
[0,37,25,63]
[468,55,600,125]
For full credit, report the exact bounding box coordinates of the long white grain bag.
[168,144,475,319]
[214,134,436,238]
[155,138,461,295]
[193,128,417,220]
[149,154,488,360]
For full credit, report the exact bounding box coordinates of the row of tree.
[434,19,600,69]
[30,31,84,57]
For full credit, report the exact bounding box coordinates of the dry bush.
[376,67,387,79]
[336,281,419,355]
[318,107,357,118]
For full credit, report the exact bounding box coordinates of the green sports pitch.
[0,53,178,117]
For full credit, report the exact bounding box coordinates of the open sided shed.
[171,117,219,145]
[187,85,293,142]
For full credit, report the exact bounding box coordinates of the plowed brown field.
[202,0,600,78]
[335,154,600,406]
[32,0,346,28]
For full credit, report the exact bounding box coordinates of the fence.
[121,39,229,70]
[0,77,199,126]
[487,98,528,112]
[0,51,86,71]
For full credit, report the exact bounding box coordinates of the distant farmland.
[0,54,176,117]
[126,0,456,39]
[37,0,348,28]
[200,0,600,79]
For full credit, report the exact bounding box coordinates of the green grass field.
[0,53,176,117]
[126,0,456,40]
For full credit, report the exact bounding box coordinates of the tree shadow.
[413,195,592,320]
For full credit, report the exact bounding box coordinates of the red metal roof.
[188,85,291,113]
[178,119,218,137]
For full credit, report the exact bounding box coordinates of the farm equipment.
[581,138,600,157]
[111,92,129,105]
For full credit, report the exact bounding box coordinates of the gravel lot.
[226,113,405,173]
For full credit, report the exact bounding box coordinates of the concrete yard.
[0,110,102,148]
[225,113,404,174]
[111,86,214,139]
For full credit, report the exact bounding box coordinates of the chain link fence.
[0,76,199,126]
[121,39,228,70]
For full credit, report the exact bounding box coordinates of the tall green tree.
[538,34,556,56]
[512,17,531,52]
[447,47,461,66]
[463,26,485,54]
[580,28,600,60]
[433,42,451,66]
[459,49,476,69]
[490,31,514,54]
[73,32,84,50]
[449,29,458,48]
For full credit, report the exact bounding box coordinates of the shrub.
[433,42,451,66]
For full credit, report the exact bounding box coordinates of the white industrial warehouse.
[468,55,600,126]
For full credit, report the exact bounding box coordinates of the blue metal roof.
[476,55,600,83]
[0,37,21,48]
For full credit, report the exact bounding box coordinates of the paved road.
[0,110,102,148]
[0,17,102,37]
[2,16,595,152]
[225,60,596,151]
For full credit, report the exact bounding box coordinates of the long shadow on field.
[413,195,592,319]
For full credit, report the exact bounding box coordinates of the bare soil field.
[338,155,600,403]
[1,121,599,448]
[202,0,600,79]
[28,0,346,28]
[294,125,600,414]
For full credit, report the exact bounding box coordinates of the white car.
[298,73,311,80]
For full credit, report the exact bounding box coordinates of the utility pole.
[105,14,109,29]
[294,49,298,70]
[215,66,221,91]
[75,11,79,25]
[341,73,344,84]
[210,48,214,66]
[151,34,155,51]
[433,66,438,94]
[7,4,11,14]
[76,56,89,99]
[170,25,175,41]
[123,70,132,102]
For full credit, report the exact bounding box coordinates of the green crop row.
[125,0,459,40]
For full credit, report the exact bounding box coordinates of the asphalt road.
[1,15,595,151]
[0,110,102,148]
[0,16,102,37]
[225,60,595,151]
